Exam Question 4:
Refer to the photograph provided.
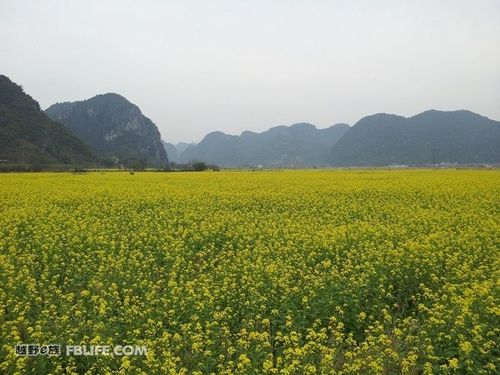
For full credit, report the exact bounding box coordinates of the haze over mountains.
[178,123,350,168]
[161,141,195,163]
[163,111,500,168]
[1,74,499,170]
[171,112,500,168]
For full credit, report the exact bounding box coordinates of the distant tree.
[192,161,208,171]
[30,160,42,172]
[128,159,147,171]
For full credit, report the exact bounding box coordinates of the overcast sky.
[1,0,499,143]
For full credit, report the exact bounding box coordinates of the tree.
[192,161,208,171]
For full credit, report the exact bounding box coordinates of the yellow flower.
[448,358,459,369]
[460,341,472,354]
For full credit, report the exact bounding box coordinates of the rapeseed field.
[0,170,498,374]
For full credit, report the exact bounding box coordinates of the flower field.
[0,170,499,374]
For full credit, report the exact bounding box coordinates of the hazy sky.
[1,0,499,143]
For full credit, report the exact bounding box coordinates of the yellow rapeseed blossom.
[0,170,498,373]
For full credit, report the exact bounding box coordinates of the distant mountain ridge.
[162,141,179,163]
[173,110,499,168]
[3,74,498,170]
[46,93,168,168]
[330,110,500,166]
[180,123,350,167]
[161,141,197,163]
[0,75,95,167]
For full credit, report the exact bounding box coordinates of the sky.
[1,0,499,143]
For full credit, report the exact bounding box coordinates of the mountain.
[180,123,350,167]
[46,94,168,168]
[162,140,179,163]
[161,141,197,163]
[0,75,95,168]
[330,110,500,166]
[175,142,195,154]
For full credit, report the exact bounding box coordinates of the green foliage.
[192,160,208,171]
[128,159,147,171]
